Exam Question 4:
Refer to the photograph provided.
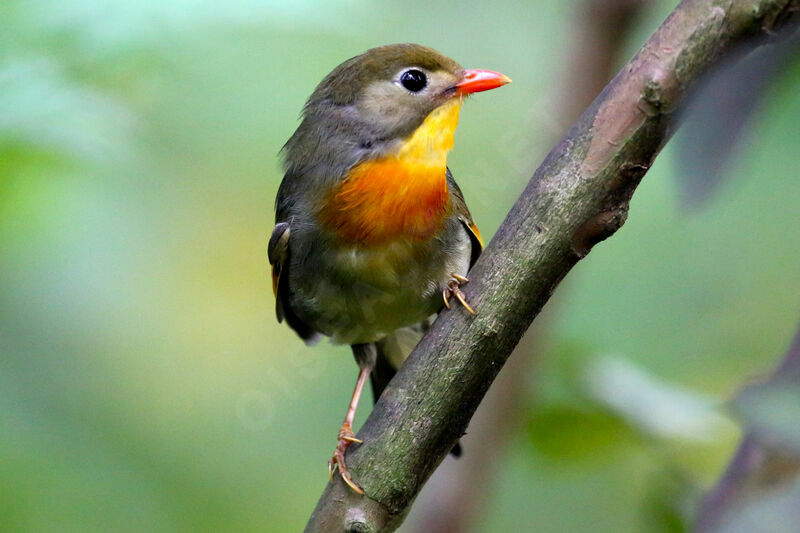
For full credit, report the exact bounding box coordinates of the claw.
[443,275,476,315]
[453,287,476,315]
[339,462,364,495]
[451,272,469,284]
[329,424,365,494]
[329,446,364,495]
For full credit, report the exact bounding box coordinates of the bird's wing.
[268,221,317,341]
[268,222,291,321]
[447,168,483,268]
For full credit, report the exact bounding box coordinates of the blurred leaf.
[640,468,698,533]
[0,58,134,165]
[674,29,800,208]
[26,0,366,56]
[526,404,639,461]
[733,379,800,454]
[585,356,733,442]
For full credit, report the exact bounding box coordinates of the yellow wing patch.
[469,221,484,249]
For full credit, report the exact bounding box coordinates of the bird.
[269,43,510,494]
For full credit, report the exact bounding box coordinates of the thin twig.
[694,326,800,532]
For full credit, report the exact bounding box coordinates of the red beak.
[455,69,512,95]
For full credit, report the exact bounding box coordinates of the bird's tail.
[370,318,462,457]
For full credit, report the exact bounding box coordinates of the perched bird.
[269,43,510,493]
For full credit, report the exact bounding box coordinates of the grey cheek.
[378,102,400,119]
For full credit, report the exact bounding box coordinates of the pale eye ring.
[399,69,427,92]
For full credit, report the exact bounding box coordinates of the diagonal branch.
[404,3,652,531]
[305,1,800,531]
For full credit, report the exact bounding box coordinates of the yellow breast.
[319,100,462,245]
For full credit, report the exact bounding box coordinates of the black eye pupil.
[400,69,427,92]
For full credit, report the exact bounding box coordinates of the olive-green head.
[282,43,510,179]
[305,43,466,138]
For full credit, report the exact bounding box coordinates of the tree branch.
[305,1,800,531]
[404,4,651,530]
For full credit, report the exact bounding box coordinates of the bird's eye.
[400,69,427,92]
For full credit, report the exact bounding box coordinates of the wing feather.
[268,222,317,341]
[446,168,483,268]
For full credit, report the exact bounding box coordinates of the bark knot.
[571,208,628,258]
[638,79,665,117]
[345,508,376,533]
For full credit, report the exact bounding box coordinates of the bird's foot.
[443,273,476,315]
[328,423,364,494]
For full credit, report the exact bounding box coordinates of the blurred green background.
[2,1,799,531]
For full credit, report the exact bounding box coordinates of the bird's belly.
[298,233,470,344]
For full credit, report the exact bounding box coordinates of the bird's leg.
[328,344,375,495]
[443,272,476,315]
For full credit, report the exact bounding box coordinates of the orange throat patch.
[318,99,462,245]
